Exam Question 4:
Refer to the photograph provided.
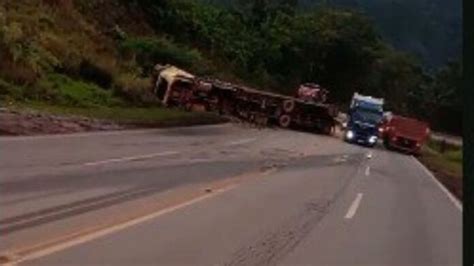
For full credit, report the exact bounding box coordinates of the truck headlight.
[369,136,377,143]
[346,130,354,140]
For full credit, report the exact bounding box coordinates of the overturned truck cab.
[153,65,200,110]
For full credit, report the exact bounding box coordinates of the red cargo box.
[381,115,430,155]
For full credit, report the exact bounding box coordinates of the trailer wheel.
[321,123,333,135]
[279,114,291,128]
[249,113,256,123]
[282,100,295,113]
[184,102,193,112]
[383,137,392,150]
[218,99,229,115]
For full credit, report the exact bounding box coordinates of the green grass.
[1,74,123,107]
[2,69,226,128]
[37,74,123,107]
[426,138,461,155]
[444,149,462,164]
[421,144,462,179]
[425,138,462,168]
[7,101,227,127]
[419,143,462,200]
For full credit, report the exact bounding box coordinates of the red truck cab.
[380,115,430,155]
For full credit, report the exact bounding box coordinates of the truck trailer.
[344,92,384,147]
[380,114,430,155]
[151,64,338,135]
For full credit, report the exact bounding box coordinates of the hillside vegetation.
[0,0,462,134]
[205,0,462,68]
[323,0,462,68]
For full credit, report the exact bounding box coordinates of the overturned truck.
[151,64,338,135]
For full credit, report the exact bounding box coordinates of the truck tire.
[279,114,291,128]
[282,100,295,113]
[184,102,193,112]
[321,123,333,135]
[383,137,392,150]
[218,98,231,115]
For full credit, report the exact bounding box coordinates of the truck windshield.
[353,108,382,125]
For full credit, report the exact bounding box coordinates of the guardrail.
[430,133,462,148]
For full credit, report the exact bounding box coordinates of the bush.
[114,73,158,105]
[445,150,462,163]
[37,74,123,107]
[119,37,204,73]
[78,60,114,89]
[0,78,27,101]
[0,21,59,85]
[0,59,40,86]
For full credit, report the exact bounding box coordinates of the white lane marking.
[365,166,370,176]
[334,157,347,163]
[187,158,215,164]
[0,124,230,142]
[84,151,179,166]
[345,193,364,219]
[226,138,257,146]
[13,185,236,264]
[412,156,462,212]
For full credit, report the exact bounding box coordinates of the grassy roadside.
[1,72,226,135]
[6,101,227,128]
[418,139,462,201]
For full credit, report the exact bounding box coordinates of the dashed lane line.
[365,166,370,176]
[344,193,364,219]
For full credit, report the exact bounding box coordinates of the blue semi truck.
[344,93,384,147]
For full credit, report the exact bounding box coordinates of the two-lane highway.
[0,124,461,265]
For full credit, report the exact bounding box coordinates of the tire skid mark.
[223,153,366,266]
[0,158,284,235]
[224,199,331,266]
[0,186,163,235]
[0,187,150,226]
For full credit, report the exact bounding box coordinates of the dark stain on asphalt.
[0,153,364,238]
[0,160,262,234]
[223,154,364,266]
[157,126,230,137]
[224,199,332,266]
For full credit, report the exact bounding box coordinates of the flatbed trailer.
[152,65,338,135]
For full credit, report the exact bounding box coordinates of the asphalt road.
[0,124,461,266]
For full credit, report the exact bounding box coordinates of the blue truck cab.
[344,93,384,147]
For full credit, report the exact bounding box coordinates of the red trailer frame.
[152,65,338,135]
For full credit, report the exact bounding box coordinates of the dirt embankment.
[0,109,125,136]
[418,155,462,201]
[435,170,462,201]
